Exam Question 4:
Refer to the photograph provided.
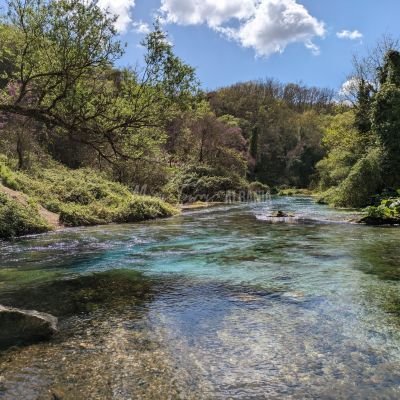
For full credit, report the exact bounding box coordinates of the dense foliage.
[0,0,260,209]
[316,39,400,216]
[363,196,400,225]
[209,81,334,187]
[1,0,400,233]
[372,51,400,188]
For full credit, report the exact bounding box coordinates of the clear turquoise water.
[1,197,400,399]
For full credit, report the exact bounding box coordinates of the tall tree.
[372,50,400,187]
[0,0,198,164]
[249,126,259,160]
[354,78,372,136]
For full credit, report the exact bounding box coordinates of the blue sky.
[114,0,400,93]
[2,0,400,92]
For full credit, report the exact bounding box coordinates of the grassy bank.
[0,157,178,239]
[0,192,50,239]
[277,188,314,197]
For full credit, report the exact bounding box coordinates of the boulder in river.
[0,305,58,347]
[270,210,295,218]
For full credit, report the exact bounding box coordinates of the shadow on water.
[0,270,203,400]
[0,269,155,318]
[355,233,400,281]
[350,228,400,320]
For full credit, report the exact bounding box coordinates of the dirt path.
[0,183,63,229]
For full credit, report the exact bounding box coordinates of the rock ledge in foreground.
[0,305,58,347]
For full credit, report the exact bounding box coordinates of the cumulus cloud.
[160,0,326,57]
[132,21,151,34]
[160,0,256,27]
[97,0,136,33]
[225,0,325,57]
[338,77,371,104]
[339,77,359,98]
[336,30,363,40]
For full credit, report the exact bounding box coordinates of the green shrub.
[58,195,177,227]
[0,193,50,239]
[316,187,339,205]
[324,148,383,208]
[366,205,386,219]
[248,181,270,193]
[173,164,249,203]
[367,198,400,219]
[0,163,20,190]
[363,197,400,224]
[117,196,178,223]
[59,204,106,226]
[63,187,95,205]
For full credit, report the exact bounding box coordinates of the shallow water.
[1,197,400,399]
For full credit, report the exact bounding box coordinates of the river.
[1,197,400,399]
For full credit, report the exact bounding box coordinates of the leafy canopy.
[0,0,198,163]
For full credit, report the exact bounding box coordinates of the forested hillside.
[209,81,335,187]
[1,0,400,238]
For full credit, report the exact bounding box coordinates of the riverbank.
[274,183,399,226]
[0,160,177,239]
[1,160,397,242]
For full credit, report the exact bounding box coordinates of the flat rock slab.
[0,305,58,347]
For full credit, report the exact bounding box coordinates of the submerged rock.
[259,210,299,224]
[0,305,58,347]
[270,210,295,218]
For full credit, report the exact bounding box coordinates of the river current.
[1,197,400,399]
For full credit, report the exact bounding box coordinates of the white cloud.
[305,40,321,56]
[160,0,325,57]
[339,77,359,97]
[336,30,363,40]
[97,0,136,33]
[160,0,256,27]
[227,0,325,57]
[132,21,151,34]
